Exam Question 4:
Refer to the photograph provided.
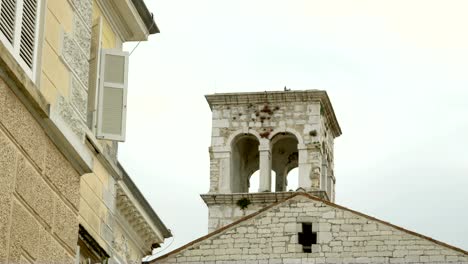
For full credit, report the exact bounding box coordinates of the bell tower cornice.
[205,90,342,138]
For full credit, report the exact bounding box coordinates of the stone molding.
[116,184,167,255]
[205,90,342,138]
[201,191,329,206]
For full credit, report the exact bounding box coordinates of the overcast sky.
[120,0,468,257]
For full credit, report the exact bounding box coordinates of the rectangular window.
[0,0,41,79]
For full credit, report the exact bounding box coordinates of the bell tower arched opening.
[231,134,259,193]
[271,133,299,192]
[248,170,276,193]
[286,167,299,191]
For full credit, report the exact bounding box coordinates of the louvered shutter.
[0,0,39,75]
[96,49,129,142]
[87,17,103,130]
[0,0,17,44]
[18,0,37,69]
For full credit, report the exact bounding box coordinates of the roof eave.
[131,0,160,34]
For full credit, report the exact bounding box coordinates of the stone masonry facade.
[0,78,80,263]
[1,0,169,262]
[156,194,468,264]
[202,191,329,233]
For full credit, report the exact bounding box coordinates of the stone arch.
[230,133,260,193]
[270,132,299,192]
[268,127,304,146]
[226,128,262,150]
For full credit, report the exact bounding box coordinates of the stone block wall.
[0,78,80,263]
[1,0,166,262]
[157,195,468,263]
[202,191,329,232]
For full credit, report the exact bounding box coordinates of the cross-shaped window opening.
[298,223,317,253]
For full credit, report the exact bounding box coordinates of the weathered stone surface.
[0,78,46,170]
[102,140,118,164]
[53,200,79,250]
[62,33,89,88]
[73,15,91,57]
[71,76,88,120]
[156,195,468,264]
[45,138,80,209]
[57,95,86,140]
[37,227,74,264]
[16,156,55,226]
[101,222,114,244]
[71,0,93,27]
[8,203,40,262]
[0,130,16,262]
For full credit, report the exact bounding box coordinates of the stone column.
[298,147,312,190]
[275,171,286,192]
[213,148,232,193]
[298,144,322,191]
[321,158,328,191]
[258,141,271,192]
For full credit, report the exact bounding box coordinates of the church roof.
[150,193,467,263]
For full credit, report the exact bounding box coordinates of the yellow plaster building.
[0,0,171,263]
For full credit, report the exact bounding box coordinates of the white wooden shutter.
[0,0,17,44]
[87,17,102,130]
[0,0,40,77]
[96,49,129,142]
[18,0,37,69]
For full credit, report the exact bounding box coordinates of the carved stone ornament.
[113,234,130,260]
[310,166,321,189]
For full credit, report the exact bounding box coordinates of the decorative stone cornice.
[201,191,330,206]
[116,183,168,254]
[205,90,342,138]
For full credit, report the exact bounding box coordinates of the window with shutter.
[96,49,129,142]
[0,0,40,78]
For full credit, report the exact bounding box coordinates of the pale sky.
[120,0,468,257]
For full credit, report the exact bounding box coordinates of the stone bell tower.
[201,90,342,231]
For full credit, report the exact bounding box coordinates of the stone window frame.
[298,222,317,253]
[287,217,333,253]
[0,0,46,83]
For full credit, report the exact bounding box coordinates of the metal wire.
[130,13,156,56]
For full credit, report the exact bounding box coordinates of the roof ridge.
[151,192,468,263]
